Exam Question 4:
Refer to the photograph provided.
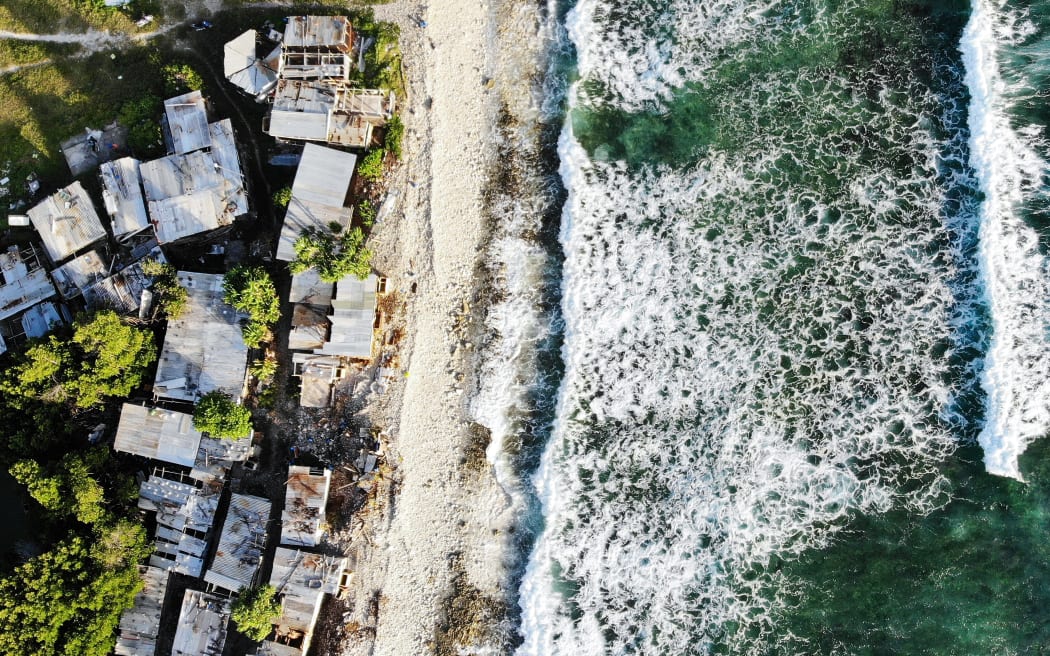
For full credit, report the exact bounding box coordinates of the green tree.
[290,226,372,283]
[162,63,203,94]
[223,266,281,326]
[91,519,151,570]
[193,390,252,439]
[384,114,404,159]
[230,585,281,642]
[142,258,187,319]
[357,148,386,182]
[10,448,114,526]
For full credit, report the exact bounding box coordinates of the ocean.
[475,0,1050,653]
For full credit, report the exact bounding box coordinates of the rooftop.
[50,249,106,299]
[83,257,154,316]
[276,143,356,262]
[115,565,169,656]
[266,81,387,148]
[255,642,302,656]
[138,475,221,577]
[269,547,347,652]
[289,304,328,352]
[171,590,230,656]
[100,157,151,240]
[316,274,378,360]
[0,245,57,322]
[26,181,107,264]
[224,30,280,96]
[113,404,202,468]
[164,90,211,155]
[153,271,249,402]
[281,466,331,547]
[204,492,271,592]
[20,301,65,339]
[288,268,333,306]
[282,15,352,51]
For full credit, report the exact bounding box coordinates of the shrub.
[272,186,292,209]
[290,226,372,283]
[142,259,187,319]
[231,585,281,642]
[249,357,277,383]
[162,63,203,94]
[223,266,281,326]
[384,114,404,159]
[358,199,376,227]
[193,391,252,439]
[357,148,385,182]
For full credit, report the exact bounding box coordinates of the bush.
[162,63,203,94]
[290,226,372,283]
[231,585,281,642]
[249,357,277,383]
[223,266,280,326]
[384,114,404,159]
[193,391,252,439]
[142,259,187,319]
[272,186,292,209]
[357,148,385,182]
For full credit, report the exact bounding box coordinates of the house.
[268,547,348,653]
[315,273,379,360]
[50,250,106,299]
[141,119,248,245]
[153,271,249,403]
[276,143,356,262]
[224,30,281,96]
[265,80,392,148]
[0,245,57,323]
[26,181,107,264]
[203,492,271,592]
[100,157,151,241]
[171,590,230,656]
[114,404,202,468]
[163,90,211,155]
[115,565,169,656]
[278,15,353,80]
[281,466,331,547]
[138,474,221,577]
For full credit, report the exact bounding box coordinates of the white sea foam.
[961,0,1050,480]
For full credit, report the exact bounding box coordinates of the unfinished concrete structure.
[115,565,169,656]
[171,590,230,656]
[281,466,331,547]
[26,182,107,264]
[265,80,392,148]
[204,492,271,592]
[225,30,280,96]
[142,119,248,246]
[268,547,347,653]
[138,474,222,577]
[100,157,151,241]
[276,143,356,261]
[153,271,249,403]
[50,250,106,299]
[279,15,353,80]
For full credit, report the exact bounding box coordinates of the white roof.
[256,642,302,656]
[153,271,249,402]
[164,90,210,155]
[27,181,107,263]
[204,493,271,592]
[317,274,377,359]
[171,590,230,656]
[100,157,150,239]
[50,249,106,299]
[288,268,333,305]
[113,404,203,468]
[268,110,330,142]
[225,30,278,95]
[0,246,57,322]
[280,466,331,547]
[21,301,63,339]
[276,144,356,261]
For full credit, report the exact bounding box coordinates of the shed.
[113,404,203,468]
[281,466,331,547]
[50,250,106,299]
[164,90,210,155]
[204,492,271,592]
[0,245,57,322]
[316,274,378,360]
[115,565,169,656]
[269,547,347,653]
[27,181,107,264]
[100,157,151,240]
[276,143,355,262]
[153,271,249,402]
[224,30,280,96]
[171,590,230,656]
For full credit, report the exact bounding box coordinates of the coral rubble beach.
[336,0,548,653]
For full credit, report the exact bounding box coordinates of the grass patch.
[0,40,80,68]
[0,0,159,34]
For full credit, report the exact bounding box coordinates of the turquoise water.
[513,0,1050,653]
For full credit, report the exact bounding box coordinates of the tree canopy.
[9,448,120,526]
[1,311,157,410]
[290,226,372,283]
[230,585,281,642]
[141,258,187,319]
[193,390,252,439]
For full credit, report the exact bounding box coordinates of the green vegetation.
[117,93,162,156]
[357,148,385,182]
[0,40,79,68]
[384,114,404,159]
[8,447,134,526]
[350,10,403,95]
[0,0,148,34]
[193,390,252,439]
[272,185,292,209]
[290,226,372,283]
[249,357,278,383]
[141,258,187,319]
[162,62,204,94]
[358,199,376,227]
[223,265,281,348]
[230,585,281,642]
[1,310,156,410]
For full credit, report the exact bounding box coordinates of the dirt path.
[0,24,179,55]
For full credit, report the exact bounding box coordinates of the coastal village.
[0,13,410,656]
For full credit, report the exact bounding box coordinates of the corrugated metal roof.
[83,257,153,315]
[0,245,57,321]
[289,305,328,352]
[164,91,211,155]
[154,271,249,402]
[288,269,333,305]
[171,590,230,656]
[26,181,107,263]
[100,157,150,239]
[280,466,330,547]
[316,274,377,360]
[225,31,279,96]
[138,475,220,534]
[21,301,64,339]
[255,641,302,656]
[50,249,106,299]
[204,492,270,592]
[276,144,355,261]
[268,110,329,142]
[114,404,203,468]
[269,547,346,651]
[115,565,169,656]
[282,15,351,50]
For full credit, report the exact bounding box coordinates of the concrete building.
[265,80,392,148]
